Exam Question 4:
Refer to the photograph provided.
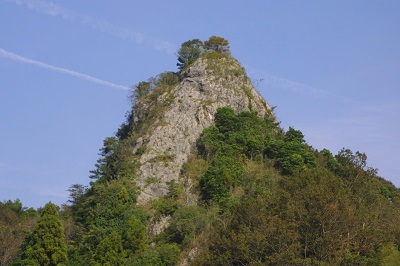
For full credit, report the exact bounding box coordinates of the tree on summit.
[204,36,230,54]
[176,36,231,70]
[176,39,204,70]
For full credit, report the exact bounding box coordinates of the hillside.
[3,36,400,266]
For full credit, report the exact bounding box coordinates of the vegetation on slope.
[0,200,37,266]
[180,107,400,265]
[2,37,400,265]
[4,105,400,265]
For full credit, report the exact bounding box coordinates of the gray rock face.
[133,55,271,204]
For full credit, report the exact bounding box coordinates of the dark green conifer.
[20,202,67,265]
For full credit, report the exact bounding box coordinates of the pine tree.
[20,202,67,265]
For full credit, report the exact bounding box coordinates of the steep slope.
[131,53,271,204]
[20,38,400,266]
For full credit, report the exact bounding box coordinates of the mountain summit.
[8,37,400,266]
[131,52,272,204]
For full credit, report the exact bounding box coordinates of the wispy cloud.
[7,0,177,54]
[11,0,74,18]
[246,66,360,105]
[0,48,131,91]
[246,66,327,95]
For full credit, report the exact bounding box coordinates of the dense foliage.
[5,106,400,265]
[3,37,400,265]
[191,108,400,265]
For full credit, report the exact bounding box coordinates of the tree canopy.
[204,36,230,54]
[6,105,400,265]
[176,39,204,70]
[20,202,67,266]
[176,36,231,70]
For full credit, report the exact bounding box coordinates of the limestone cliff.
[130,53,272,204]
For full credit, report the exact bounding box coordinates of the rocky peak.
[132,53,272,204]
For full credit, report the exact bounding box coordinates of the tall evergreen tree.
[176,39,204,70]
[20,202,67,265]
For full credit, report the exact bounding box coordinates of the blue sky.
[1,0,399,208]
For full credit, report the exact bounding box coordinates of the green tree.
[75,179,139,258]
[204,36,230,54]
[155,243,180,266]
[265,127,316,175]
[198,107,278,161]
[89,137,138,183]
[124,216,147,253]
[128,249,162,266]
[89,137,119,182]
[320,148,340,172]
[214,106,238,133]
[67,184,87,206]
[176,39,204,70]
[90,231,127,266]
[197,125,224,160]
[20,202,67,266]
[200,152,244,206]
[284,127,305,143]
[334,148,378,180]
[166,206,207,247]
[133,81,152,99]
[156,71,179,87]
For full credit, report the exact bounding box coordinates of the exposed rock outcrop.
[132,54,271,204]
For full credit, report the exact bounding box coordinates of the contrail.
[0,48,131,91]
[6,0,177,54]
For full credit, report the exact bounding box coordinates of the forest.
[1,37,400,265]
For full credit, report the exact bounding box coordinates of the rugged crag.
[131,54,272,204]
[15,38,399,266]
